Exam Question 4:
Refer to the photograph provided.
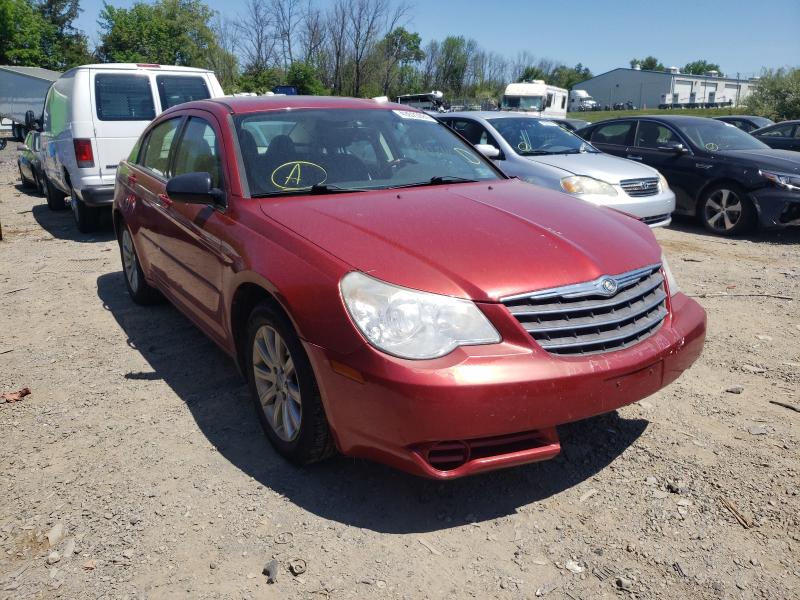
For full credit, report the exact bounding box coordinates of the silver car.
[440,112,676,227]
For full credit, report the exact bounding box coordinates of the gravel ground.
[1,139,798,600]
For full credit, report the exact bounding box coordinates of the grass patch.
[567,107,754,123]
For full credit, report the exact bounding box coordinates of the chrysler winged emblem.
[600,278,618,295]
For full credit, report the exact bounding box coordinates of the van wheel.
[71,195,100,233]
[119,226,162,305]
[19,166,32,188]
[699,184,756,236]
[45,177,67,211]
[246,303,335,466]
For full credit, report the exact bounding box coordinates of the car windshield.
[501,96,543,111]
[235,108,499,196]
[676,120,770,151]
[488,117,598,155]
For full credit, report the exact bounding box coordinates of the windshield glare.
[677,120,770,152]
[501,95,543,111]
[489,117,597,155]
[235,109,498,196]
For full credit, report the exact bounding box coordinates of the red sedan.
[113,96,706,479]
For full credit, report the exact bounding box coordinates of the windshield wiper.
[390,176,479,189]
[519,150,558,155]
[251,184,368,198]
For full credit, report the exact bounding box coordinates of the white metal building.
[573,66,757,109]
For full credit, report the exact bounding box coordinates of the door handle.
[127,174,137,186]
[158,193,172,206]
[626,154,643,161]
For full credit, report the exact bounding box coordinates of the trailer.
[500,81,568,118]
[0,65,61,141]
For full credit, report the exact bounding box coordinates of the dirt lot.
[0,139,798,600]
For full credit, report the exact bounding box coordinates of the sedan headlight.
[560,176,618,196]
[340,272,501,359]
[759,169,800,192]
[657,172,670,192]
[660,253,679,296]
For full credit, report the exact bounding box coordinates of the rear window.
[95,74,155,121]
[156,76,210,110]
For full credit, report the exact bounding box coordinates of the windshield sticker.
[704,142,719,152]
[271,161,328,190]
[392,110,437,122]
[453,147,481,165]
[517,141,531,152]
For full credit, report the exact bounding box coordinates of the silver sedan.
[439,111,676,227]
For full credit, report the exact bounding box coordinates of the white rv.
[39,63,224,232]
[500,81,567,118]
[568,89,598,112]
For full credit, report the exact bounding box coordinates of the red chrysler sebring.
[113,96,706,479]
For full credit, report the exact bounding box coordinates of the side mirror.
[165,172,225,206]
[17,144,29,152]
[475,144,501,159]
[24,110,40,131]
[658,142,688,154]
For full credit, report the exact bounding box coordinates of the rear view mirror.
[166,172,225,206]
[658,142,688,154]
[475,144,501,159]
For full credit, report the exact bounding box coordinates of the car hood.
[718,149,800,173]
[523,152,659,183]
[258,179,660,302]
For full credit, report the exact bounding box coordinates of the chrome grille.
[501,264,667,356]
[620,177,660,197]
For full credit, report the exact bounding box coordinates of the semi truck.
[500,81,567,118]
[0,65,61,141]
[568,89,598,112]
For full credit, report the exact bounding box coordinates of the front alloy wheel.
[701,185,755,235]
[253,325,302,442]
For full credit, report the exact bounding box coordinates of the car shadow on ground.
[668,215,800,244]
[31,203,115,242]
[97,271,648,534]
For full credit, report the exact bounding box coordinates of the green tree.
[378,27,424,95]
[745,68,800,120]
[237,65,282,94]
[517,65,547,83]
[682,59,722,76]
[97,0,223,68]
[549,63,592,89]
[36,0,92,69]
[630,56,665,71]
[285,61,327,95]
[0,0,50,66]
[436,36,469,94]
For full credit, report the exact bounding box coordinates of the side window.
[759,124,793,137]
[560,96,566,109]
[95,74,155,121]
[794,126,800,139]
[140,118,182,178]
[591,121,634,146]
[173,117,222,188]
[156,76,211,110]
[635,122,680,149]
[447,119,497,148]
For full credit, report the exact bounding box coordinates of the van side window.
[95,74,155,121]
[156,76,211,110]
[139,118,181,178]
[172,117,222,188]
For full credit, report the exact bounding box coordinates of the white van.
[39,63,225,231]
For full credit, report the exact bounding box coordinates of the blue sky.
[76,0,800,77]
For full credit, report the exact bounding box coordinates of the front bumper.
[305,292,706,479]
[751,188,800,228]
[581,189,676,228]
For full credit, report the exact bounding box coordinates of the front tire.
[19,165,32,189]
[699,184,756,236]
[119,226,162,305]
[246,303,334,465]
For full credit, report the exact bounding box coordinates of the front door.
[585,120,636,159]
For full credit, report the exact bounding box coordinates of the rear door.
[754,123,798,151]
[90,70,157,187]
[585,120,636,158]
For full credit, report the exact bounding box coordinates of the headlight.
[560,176,618,196]
[340,272,501,359]
[657,172,670,192]
[759,169,800,192]
[660,253,679,296]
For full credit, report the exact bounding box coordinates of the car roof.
[714,115,766,120]
[162,95,418,118]
[444,111,547,121]
[585,115,730,127]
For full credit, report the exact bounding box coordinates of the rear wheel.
[700,184,756,236]
[119,226,162,305]
[18,165,32,188]
[246,303,334,465]
[71,194,100,233]
[44,176,67,211]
